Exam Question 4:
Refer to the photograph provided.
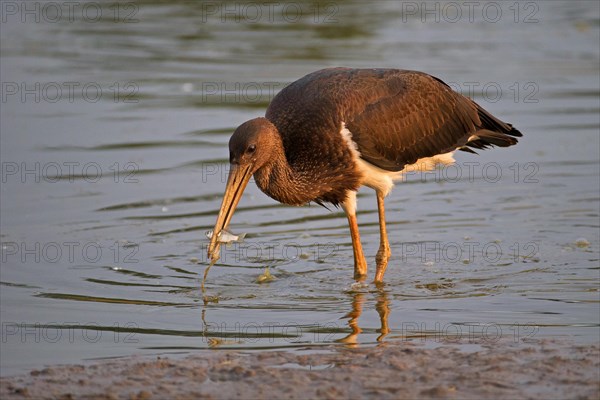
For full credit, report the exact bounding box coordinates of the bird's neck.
[253,140,318,206]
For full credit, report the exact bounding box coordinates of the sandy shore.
[1,340,598,400]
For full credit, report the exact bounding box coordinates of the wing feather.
[345,72,521,171]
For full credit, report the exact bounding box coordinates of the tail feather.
[460,104,522,153]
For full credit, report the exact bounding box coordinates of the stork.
[207,68,521,283]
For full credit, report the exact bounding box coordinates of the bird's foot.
[353,270,368,282]
[352,249,368,282]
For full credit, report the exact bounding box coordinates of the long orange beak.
[207,163,253,263]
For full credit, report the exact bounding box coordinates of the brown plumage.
[208,67,522,283]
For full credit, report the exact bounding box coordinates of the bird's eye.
[247,144,256,154]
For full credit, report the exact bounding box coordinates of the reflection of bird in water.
[207,68,522,282]
[337,289,390,345]
[207,338,242,348]
[202,308,243,348]
[338,292,364,345]
[375,290,390,342]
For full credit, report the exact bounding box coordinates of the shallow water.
[1,1,599,375]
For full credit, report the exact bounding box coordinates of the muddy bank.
[1,340,598,399]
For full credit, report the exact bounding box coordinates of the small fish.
[206,229,246,245]
[256,266,275,284]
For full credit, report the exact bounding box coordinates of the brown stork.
[207,68,522,283]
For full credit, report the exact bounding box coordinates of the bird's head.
[207,117,279,263]
[228,117,279,171]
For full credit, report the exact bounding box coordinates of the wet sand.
[2,340,598,399]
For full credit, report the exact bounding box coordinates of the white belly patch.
[340,123,456,197]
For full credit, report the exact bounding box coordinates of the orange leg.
[343,191,367,281]
[374,191,391,283]
[346,212,368,280]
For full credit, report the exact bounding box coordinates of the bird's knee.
[377,245,391,261]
